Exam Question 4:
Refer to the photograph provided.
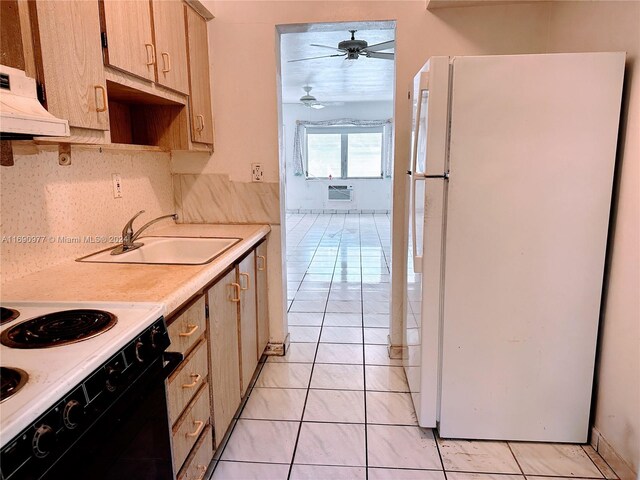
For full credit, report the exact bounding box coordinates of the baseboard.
[388,342,405,360]
[264,333,290,356]
[590,427,638,480]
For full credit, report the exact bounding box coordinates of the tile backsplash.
[0,145,174,284]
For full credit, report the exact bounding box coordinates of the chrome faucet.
[111,210,178,255]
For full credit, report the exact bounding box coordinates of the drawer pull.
[182,373,201,389]
[145,43,156,66]
[230,283,241,302]
[94,85,107,112]
[179,324,199,337]
[240,272,250,290]
[186,420,204,438]
[257,255,266,271]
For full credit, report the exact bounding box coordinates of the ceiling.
[280,24,395,105]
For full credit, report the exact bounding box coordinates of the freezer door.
[439,52,625,441]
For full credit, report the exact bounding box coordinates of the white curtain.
[292,118,394,177]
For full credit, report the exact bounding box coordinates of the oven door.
[40,352,182,480]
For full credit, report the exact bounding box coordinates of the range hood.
[0,64,69,139]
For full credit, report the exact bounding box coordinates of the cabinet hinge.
[36,82,45,104]
[101,32,108,49]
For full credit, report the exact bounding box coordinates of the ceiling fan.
[299,86,326,109]
[289,30,395,64]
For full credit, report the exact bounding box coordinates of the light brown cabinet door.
[238,252,258,396]
[207,269,241,447]
[101,0,155,82]
[33,1,109,130]
[151,0,189,94]
[255,242,269,357]
[185,5,214,144]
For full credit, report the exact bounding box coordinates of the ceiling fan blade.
[310,103,325,110]
[366,52,394,60]
[310,43,343,52]
[364,40,395,52]
[288,53,345,63]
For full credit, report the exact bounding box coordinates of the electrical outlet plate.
[112,173,122,198]
[251,163,264,182]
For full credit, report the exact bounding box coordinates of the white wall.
[546,2,639,476]
[282,101,393,212]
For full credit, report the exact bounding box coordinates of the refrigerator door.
[439,52,625,441]
[404,56,451,427]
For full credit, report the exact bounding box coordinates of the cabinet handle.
[230,283,241,302]
[186,420,204,437]
[182,373,201,389]
[196,114,205,132]
[178,324,199,337]
[257,255,266,271]
[94,85,107,112]
[239,272,250,290]
[161,52,171,73]
[145,43,156,66]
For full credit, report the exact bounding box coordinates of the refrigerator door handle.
[411,174,425,273]
[410,88,428,175]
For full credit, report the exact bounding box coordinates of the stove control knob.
[105,366,121,392]
[32,425,55,458]
[150,326,163,350]
[63,400,83,429]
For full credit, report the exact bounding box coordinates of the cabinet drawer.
[167,339,208,426]
[172,383,210,471]
[177,424,213,480]
[168,296,206,355]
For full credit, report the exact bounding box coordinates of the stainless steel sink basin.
[77,237,240,265]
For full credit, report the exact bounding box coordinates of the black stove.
[0,307,20,326]
[0,367,28,402]
[0,310,117,349]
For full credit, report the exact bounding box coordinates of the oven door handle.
[162,352,184,378]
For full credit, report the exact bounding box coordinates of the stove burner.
[0,307,20,326]
[0,367,28,402]
[0,310,117,348]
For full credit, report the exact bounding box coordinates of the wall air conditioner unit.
[328,185,354,201]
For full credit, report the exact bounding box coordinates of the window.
[305,126,383,179]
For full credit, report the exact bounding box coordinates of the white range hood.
[0,64,69,138]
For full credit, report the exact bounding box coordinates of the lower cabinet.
[238,251,258,396]
[255,241,269,357]
[207,268,242,447]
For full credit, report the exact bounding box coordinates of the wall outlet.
[251,163,264,182]
[112,173,123,198]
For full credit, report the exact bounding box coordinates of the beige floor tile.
[369,469,446,480]
[294,422,366,466]
[268,342,317,363]
[368,425,442,470]
[288,312,324,326]
[221,419,299,463]
[438,439,520,474]
[316,343,363,364]
[304,389,365,423]
[365,365,409,392]
[212,461,290,479]
[366,391,417,425]
[289,300,327,313]
[311,363,364,390]
[447,474,524,480]
[364,314,390,328]
[291,464,366,480]
[289,326,321,343]
[509,443,603,478]
[324,312,363,327]
[254,362,312,389]
[364,328,390,345]
[240,388,307,421]
[326,300,362,313]
[364,345,402,366]
[320,326,363,344]
[581,445,618,479]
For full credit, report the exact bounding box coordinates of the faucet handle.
[123,210,145,238]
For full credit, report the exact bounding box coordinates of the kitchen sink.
[77,236,240,265]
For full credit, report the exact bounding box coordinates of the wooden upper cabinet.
[31,1,109,130]
[152,0,189,94]
[185,5,214,145]
[100,0,155,82]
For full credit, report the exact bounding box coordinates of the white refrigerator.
[403,52,625,442]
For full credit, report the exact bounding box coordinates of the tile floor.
[210,214,619,480]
